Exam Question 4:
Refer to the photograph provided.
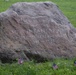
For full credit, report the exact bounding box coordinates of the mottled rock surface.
[0,2,76,63]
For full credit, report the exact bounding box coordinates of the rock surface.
[0,2,76,63]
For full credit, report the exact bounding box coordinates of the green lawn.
[0,58,76,75]
[0,0,76,27]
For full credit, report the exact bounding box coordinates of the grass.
[0,0,76,27]
[0,58,76,75]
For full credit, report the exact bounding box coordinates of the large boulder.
[0,2,76,63]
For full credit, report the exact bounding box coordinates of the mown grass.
[0,0,76,27]
[0,58,76,75]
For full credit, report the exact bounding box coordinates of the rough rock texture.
[0,2,76,63]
